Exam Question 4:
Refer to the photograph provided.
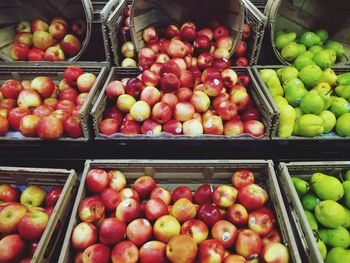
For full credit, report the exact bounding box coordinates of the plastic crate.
[0,166,78,263]
[91,1,110,23]
[58,159,301,263]
[249,0,268,11]
[90,67,275,140]
[278,161,350,263]
[0,62,108,141]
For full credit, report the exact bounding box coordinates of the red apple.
[194,35,211,51]
[45,187,62,207]
[235,229,262,260]
[140,86,161,107]
[0,99,17,111]
[234,41,247,57]
[0,203,27,234]
[0,234,26,263]
[77,73,96,93]
[213,185,238,208]
[8,107,31,130]
[167,39,186,58]
[10,42,29,60]
[60,34,81,57]
[49,21,67,40]
[99,188,121,211]
[31,19,48,32]
[213,25,230,40]
[120,120,141,135]
[224,254,247,263]
[181,26,197,43]
[64,66,84,86]
[139,47,156,61]
[171,198,197,223]
[224,119,243,136]
[71,18,86,38]
[212,220,238,248]
[165,25,180,39]
[197,203,222,227]
[237,75,251,87]
[174,102,195,122]
[144,198,168,221]
[125,78,143,98]
[176,87,193,102]
[51,109,71,123]
[248,209,274,237]
[15,32,33,47]
[76,93,88,106]
[150,187,171,205]
[226,204,248,226]
[155,53,170,64]
[86,169,109,194]
[28,48,44,61]
[198,28,214,40]
[235,57,249,67]
[146,41,160,54]
[32,31,54,50]
[143,26,158,43]
[237,183,268,211]
[160,73,180,93]
[203,115,224,135]
[242,24,251,40]
[99,218,126,245]
[56,100,76,114]
[141,119,162,136]
[59,87,78,103]
[181,219,209,244]
[140,241,166,263]
[261,242,289,263]
[142,70,160,87]
[212,93,229,110]
[262,229,282,245]
[120,188,140,202]
[115,198,141,223]
[108,170,126,192]
[133,175,156,198]
[212,58,232,72]
[204,78,224,97]
[150,62,163,75]
[44,46,65,61]
[197,52,214,69]
[99,118,120,136]
[217,36,233,51]
[213,48,230,60]
[171,186,192,203]
[161,60,181,77]
[103,107,123,125]
[232,169,254,189]
[194,184,213,205]
[33,105,54,118]
[161,93,178,108]
[190,91,210,113]
[78,196,105,223]
[111,240,139,263]
[241,107,261,122]
[106,80,125,99]
[44,98,59,109]
[199,239,225,263]
[31,76,55,98]
[64,115,82,138]
[82,243,110,263]
[0,185,20,202]
[244,120,265,137]
[18,210,49,241]
[18,114,39,136]
[126,218,152,246]
[216,101,238,120]
[37,115,63,140]
[221,68,238,89]
[1,79,23,99]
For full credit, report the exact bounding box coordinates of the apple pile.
[11,17,86,61]
[70,168,289,262]
[231,24,251,67]
[0,184,63,263]
[0,66,97,139]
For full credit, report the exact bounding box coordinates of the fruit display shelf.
[58,159,301,262]
[278,161,350,263]
[0,165,78,263]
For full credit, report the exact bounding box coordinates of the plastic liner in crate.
[266,0,350,66]
[0,62,108,141]
[130,0,244,57]
[0,0,93,62]
[278,161,350,263]
[91,67,275,140]
[58,159,301,263]
[242,0,267,65]
[0,166,78,263]
[252,65,350,139]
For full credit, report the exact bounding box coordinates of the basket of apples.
[0,0,93,62]
[0,63,108,140]
[0,166,78,263]
[58,159,301,262]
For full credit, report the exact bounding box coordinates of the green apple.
[20,186,46,208]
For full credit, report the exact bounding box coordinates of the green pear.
[345,169,350,181]
[297,44,307,56]
[273,95,288,106]
[343,181,350,209]
[293,55,315,71]
[299,50,314,59]
[301,193,320,211]
[275,32,297,50]
[319,227,350,249]
[284,78,308,106]
[315,200,347,228]
[336,113,350,137]
[319,68,338,86]
[318,110,336,133]
[276,66,299,83]
[292,118,300,135]
[325,40,346,59]
[342,206,350,228]
[335,85,350,101]
[275,31,285,38]
[305,210,318,232]
[311,172,344,201]
[299,64,323,89]
[309,45,324,54]
[296,114,324,137]
[291,177,309,196]
[325,247,350,263]
[313,49,337,69]
[259,69,278,84]
[330,97,350,117]
[277,103,296,138]
[281,42,299,62]
[300,90,325,115]
[300,31,321,48]
[266,76,284,97]
[295,107,303,119]
[315,29,329,43]
[337,72,350,86]
[317,239,327,260]
[313,82,332,109]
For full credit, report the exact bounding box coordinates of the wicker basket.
[267,0,350,65]
[130,0,244,57]
[0,0,93,62]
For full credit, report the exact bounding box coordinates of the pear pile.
[259,66,350,138]
[291,170,350,262]
[274,29,347,69]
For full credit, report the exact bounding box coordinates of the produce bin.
[278,161,350,263]
[252,65,350,139]
[59,159,301,263]
[267,0,350,65]
[0,62,108,141]
[130,0,244,57]
[0,0,93,62]
[0,165,78,263]
[250,0,268,11]
[91,67,275,140]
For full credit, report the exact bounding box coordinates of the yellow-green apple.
[261,242,289,263]
[78,196,105,223]
[180,25,197,43]
[32,31,54,50]
[99,218,126,246]
[232,169,254,189]
[125,78,144,98]
[235,229,262,259]
[140,86,161,107]
[44,46,65,61]
[248,209,274,237]
[172,58,187,71]
[44,97,58,109]
[31,76,55,98]
[167,39,187,58]
[18,210,49,241]
[211,220,238,248]
[244,120,265,137]
[197,203,222,227]
[0,115,9,135]
[130,101,151,122]
[224,254,247,263]
[231,89,251,112]
[111,240,139,263]
[10,42,29,60]
[31,19,48,32]
[49,21,67,40]
[213,48,230,60]
[76,92,88,106]
[155,53,170,63]
[226,204,248,226]
[199,239,225,263]
[72,222,98,250]
[122,58,137,67]
[195,35,211,51]
[71,18,86,38]
[77,73,96,93]
[194,184,213,205]
[161,93,178,109]
[28,48,45,61]
[19,114,40,137]
[166,235,198,263]
[165,24,180,39]
[0,234,26,263]
[117,94,136,112]
[176,87,193,102]
[224,119,244,136]
[16,21,31,33]
[190,91,210,113]
[64,66,84,86]
[213,185,238,208]
[82,243,110,263]
[108,170,126,191]
[85,169,109,194]
[221,68,238,89]
[163,119,182,135]
[144,198,168,221]
[153,215,181,242]
[237,183,268,211]
[15,32,33,47]
[119,188,140,202]
[99,188,121,211]
[203,115,224,135]
[181,219,209,244]
[151,102,173,124]
[160,73,181,93]
[197,52,214,70]
[106,80,125,99]
[8,107,30,130]
[50,109,71,123]
[171,198,197,223]
[121,42,135,58]
[140,240,166,263]
[171,186,193,203]
[216,101,237,120]
[115,198,141,223]
[133,175,156,198]
[60,34,81,57]
[0,108,9,118]
[142,26,158,43]
[0,184,20,202]
[174,102,195,122]
[0,203,27,233]
[150,187,171,205]
[217,36,233,51]
[126,218,152,246]
[20,185,46,208]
